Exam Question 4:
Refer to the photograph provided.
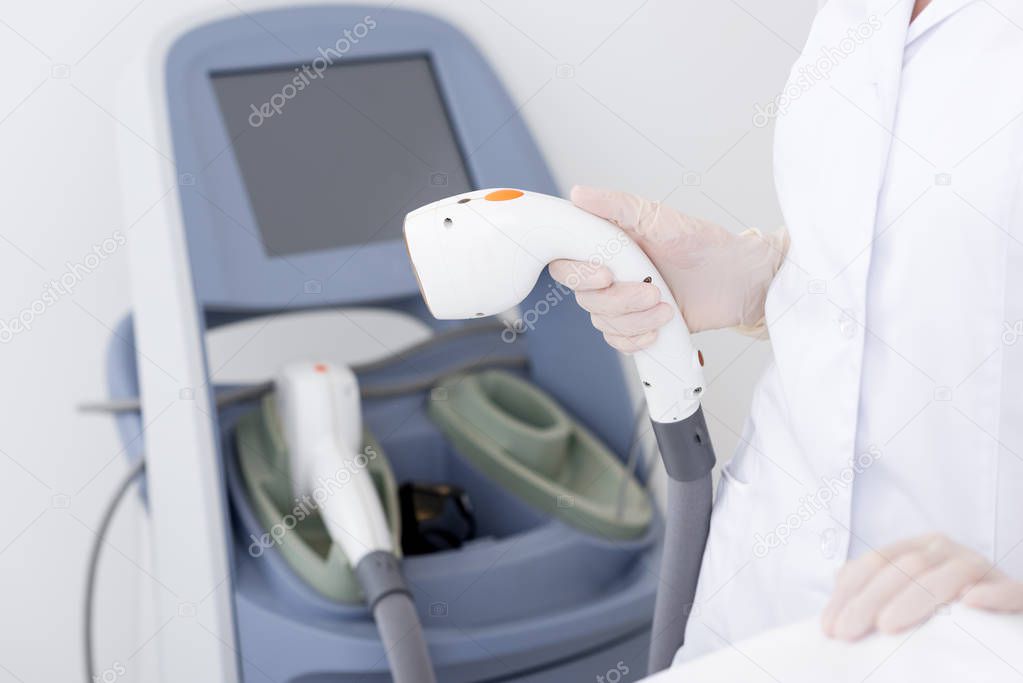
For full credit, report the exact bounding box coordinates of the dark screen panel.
[211,57,472,257]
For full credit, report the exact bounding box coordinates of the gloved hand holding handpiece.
[550,185,789,351]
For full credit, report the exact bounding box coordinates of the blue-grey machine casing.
[107,6,662,681]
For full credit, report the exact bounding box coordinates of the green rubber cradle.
[428,370,652,540]
[235,395,402,603]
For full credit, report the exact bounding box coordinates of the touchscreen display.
[211,56,472,257]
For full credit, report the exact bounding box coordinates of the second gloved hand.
[822,533,1023,640]
[549,186,789,352]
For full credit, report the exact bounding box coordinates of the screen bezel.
[165,10,556,311]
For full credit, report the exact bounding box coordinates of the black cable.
[359,355,527,398]
[349,319,506,373]
[84,458,145,683]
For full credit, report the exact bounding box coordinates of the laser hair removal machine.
[405,188,717,671]
[107,6,672,681]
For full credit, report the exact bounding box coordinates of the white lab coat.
[679,0,1023,662]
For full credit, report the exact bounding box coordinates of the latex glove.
[548,186,788,353]
[822,533,1023,640]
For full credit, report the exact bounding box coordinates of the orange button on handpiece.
[484,189,524,201]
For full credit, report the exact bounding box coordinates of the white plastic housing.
[405,189,704,422]
[274,362,392,565]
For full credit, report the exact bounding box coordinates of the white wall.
[0,1,815,680]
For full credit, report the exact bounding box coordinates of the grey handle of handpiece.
[647,407,717,673]
[355,552,437,683]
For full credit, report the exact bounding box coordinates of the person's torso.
[680,0,1023,662]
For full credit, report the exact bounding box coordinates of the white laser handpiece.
[405,189,718,673]
[275,363,436,682]
[404,188,705,423]
[274,362,391,566]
